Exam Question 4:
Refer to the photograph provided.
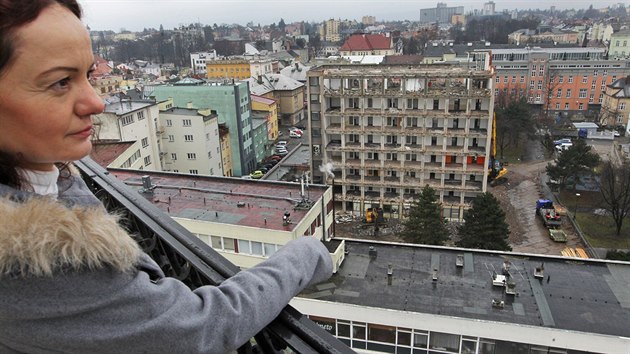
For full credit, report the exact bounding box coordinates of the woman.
[0,1,332,353]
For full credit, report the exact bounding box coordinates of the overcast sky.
[78,0,621,31]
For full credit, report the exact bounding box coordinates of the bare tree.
[599,160,630,236]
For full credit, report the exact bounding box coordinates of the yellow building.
[600,76,630,128]
[93,75,123,97]
[206,59,251,80]
[251,95,279,141]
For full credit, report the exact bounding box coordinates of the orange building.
[490,47,630,118]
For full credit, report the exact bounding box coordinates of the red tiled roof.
[339,34,392,52]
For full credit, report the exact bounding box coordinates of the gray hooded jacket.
[0,173,332,353]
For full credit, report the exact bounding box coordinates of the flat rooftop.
[303,239,630,338]
[108,169,327,232]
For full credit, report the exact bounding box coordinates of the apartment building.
[159,107,223,176]
[251,95,280,141]
[307,53,494,221]
[219,124,233,177]
[324,19,341,43]
[600,75,630,128]
[488,47,630,117]
[95,99,162,172]
[148,81,256,177]
[206,59,251,80]
[246,74,306,126]
[609,30,630,59]
[419,3,464,24]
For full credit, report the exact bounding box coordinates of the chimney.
[368,246,377,259]
[257,75,263,84]
[387,263,393,285]
[295,62,300,71]
[187,101,193,109]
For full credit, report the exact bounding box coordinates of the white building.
[159,107,223,176]
[190,51,217,76]
[95,99,162,171]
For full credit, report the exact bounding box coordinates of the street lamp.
[574,193,581,220]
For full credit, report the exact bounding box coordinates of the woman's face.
[0,4,104,171]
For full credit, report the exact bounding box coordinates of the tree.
[457,193,511,251]
[278,18,286,33]
[546,139,600,190]
[400,185,449,245]
[495,95,533,159]
[598,160,630,236]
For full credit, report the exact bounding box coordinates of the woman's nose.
[76,80,105,117]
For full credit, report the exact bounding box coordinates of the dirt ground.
[334,139,586,256]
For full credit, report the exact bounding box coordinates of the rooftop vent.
[369,246,377,259]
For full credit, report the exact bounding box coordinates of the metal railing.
[75,158,355,354]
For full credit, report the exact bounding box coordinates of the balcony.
[75,158,353,354]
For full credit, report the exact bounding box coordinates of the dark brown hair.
[0,0,81,188]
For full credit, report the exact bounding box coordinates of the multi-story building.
[483,1,495,16]
[251,95,280,141]
[219,124,233,177]
[600,75,630,128]
[205,57,274,80]
[324,19,341,43]
[361,16,376,26]
[206,59,251,80]
[190,51,217,76]
[94,98,162,172]
[307,53,494,221]
[246,74,306,127]
[609,30,630,59]
[159,107,223,176]
[419,3,464,24]
[148,82,256,177]
[487,46,630,117]
[339,34,396,57]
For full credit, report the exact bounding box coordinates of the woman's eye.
[52,77,71,90]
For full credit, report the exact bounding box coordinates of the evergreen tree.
[457,193,511,251]
[546,139,600,190]
[401,185,449,245]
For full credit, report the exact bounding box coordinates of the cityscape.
[80,1,630,353]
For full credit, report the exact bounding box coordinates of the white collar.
[18,167,60,197]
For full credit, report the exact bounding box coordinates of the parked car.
[289,130,302,138]
[250,170,264,179]
[275,149,289,156]
[555,142,572,153]
[276,140,288,146]
[289,127,303,134]
[553,138,571,146]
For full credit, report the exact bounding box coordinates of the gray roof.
[280,63,311,82]
[244,74,303,96]
[301,239,630,338]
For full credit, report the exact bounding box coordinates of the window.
[566,89,572,98]
[578,103,584,110]
[168,134,174,142]
[556,89,562,98]
[121,115,134,126]
[620,103,627,110]
[555,103,560,110]
[565,103,569,110]
[171,153,177,160]
[137,111,145,120]
[207,150,212,159]
[187,153,196,160]
[520,76,525,83]
[582,75,588,83]
[143,156,151,166]
[184,135,194,142]
[579,89,587,98]
[559,76,564,83]
[495,76,500,83]
[503,76,508,83]
[183,119,192,127]
[141,137,148,148]
[511,75,516,83]
[166,119,172,127]
[568,75,573,83]
[189,169,198,174]
[537,81,542,90]
[529,80,534,89]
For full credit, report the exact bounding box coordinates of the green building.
[149,81,256,176]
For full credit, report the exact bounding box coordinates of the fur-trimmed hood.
[0,196,141,277]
